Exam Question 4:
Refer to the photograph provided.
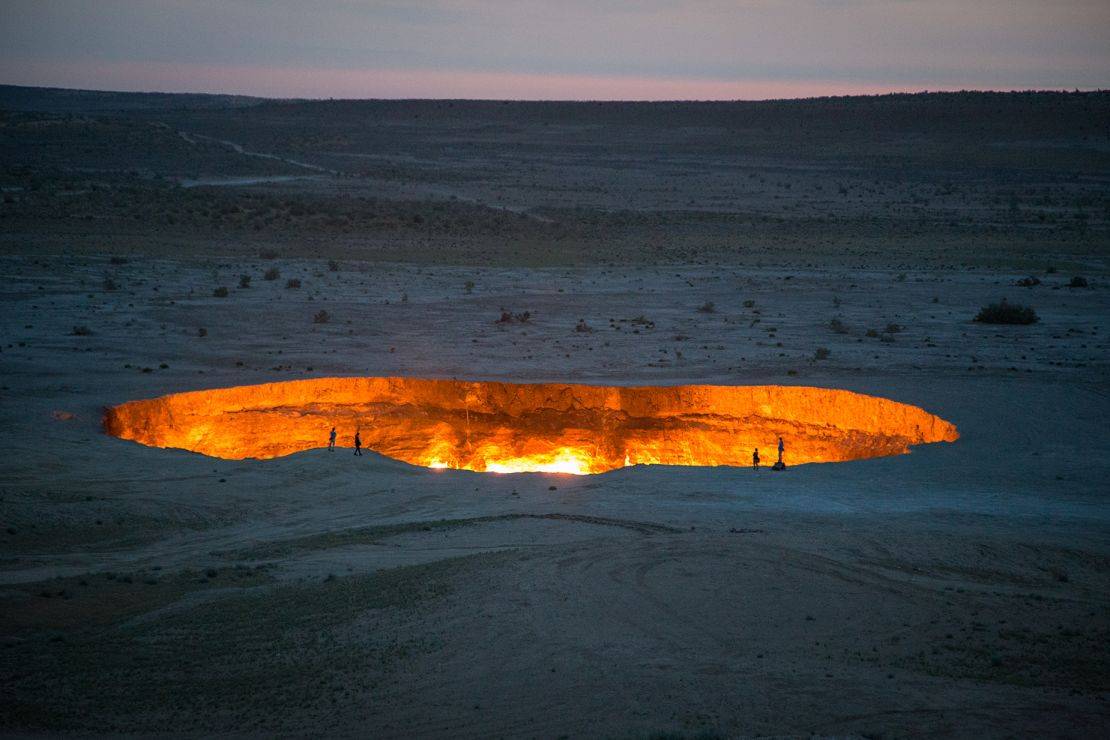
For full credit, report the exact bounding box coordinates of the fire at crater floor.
[104,377,958,474]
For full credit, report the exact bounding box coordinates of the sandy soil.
[1,251,1107,737]
[1,88,1108,737]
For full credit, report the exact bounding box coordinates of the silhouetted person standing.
[771,436,787,471]
[354,430,362,456]
[752,448,760,469]
[328,427,337,452]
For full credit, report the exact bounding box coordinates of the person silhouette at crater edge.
[772,436,787,471]
[354,429,362,456]
[328,427,337,452]
[752,448,760,470]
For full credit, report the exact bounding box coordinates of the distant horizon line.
[3,80,1106,105]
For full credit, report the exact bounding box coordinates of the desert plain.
[0,87,1108,737]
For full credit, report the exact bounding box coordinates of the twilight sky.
[1,0,1107,100]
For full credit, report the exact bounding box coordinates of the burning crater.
[103,378,958,474]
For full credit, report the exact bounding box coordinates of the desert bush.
[286,278,301,289]
[865,328,879,338]
[197,327,207,337]
[1069,276,1088,288]
[213,286,229,298]
[496,309,532,324]
[313,309,330,324]
[1015,276,1040,287]
[575,319,593,332]
[71,325,92,336]
[328,260,340,272]
[974,300,1037,325]
[813,347,831,360]
[742,300,755,308]
[829,317,850,334]
[238,274,251,288]
[885,323,902,334]
[464,280,475,294]
[697,301,715,313]
[263,267,280,281]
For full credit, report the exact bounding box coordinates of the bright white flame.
[483,448,592,475]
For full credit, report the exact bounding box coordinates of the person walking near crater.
[328,426,337,452]
[752,448,760,470]
[354,429,362,456]
[777,436,785,464]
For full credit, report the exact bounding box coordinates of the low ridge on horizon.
[3,81,1107,106]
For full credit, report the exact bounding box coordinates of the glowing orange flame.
[103,377,958,473]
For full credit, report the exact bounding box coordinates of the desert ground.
[1,86,1108,737]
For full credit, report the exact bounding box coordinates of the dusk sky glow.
[2,0,1108,100]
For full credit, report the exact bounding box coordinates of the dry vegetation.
[1,88,1107,268]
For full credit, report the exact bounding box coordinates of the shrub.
[814,347,831,360]
[286,278,301,289]
[697,301,715,313]
[496,309,532,324]
[865,328,879,338]
[328,260,340,272]
[213,286,229,298]
[313,310,330,324]
[575,319,593,333]
[1015,276,1040,287]
[464,280,475,294]
[742,300,755,308]
[829,318,850,334]
[71,325,92,336]
[1069,276,1088,288]
[238,274,251,288]
[197,327,207,338]
[885,323,902,334]
[263,267,280,281]
[974,300,1037,325]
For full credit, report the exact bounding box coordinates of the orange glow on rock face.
[103,378,958,473]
